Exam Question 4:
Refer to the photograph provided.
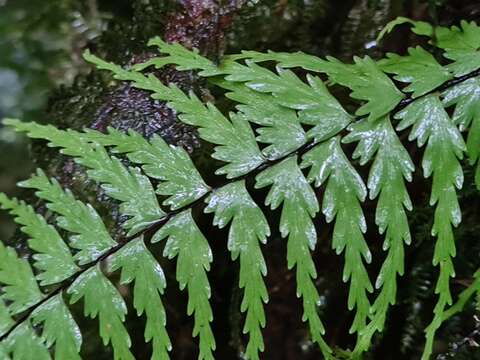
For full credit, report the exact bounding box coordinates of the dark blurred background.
[1,0,480,359]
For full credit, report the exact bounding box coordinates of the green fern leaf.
[436,21,480,77]
[245,70,352,142]
[19,169,116,265]
[84,53,264,179]
[82,127,210,208]
[68,265,133,360]
[301,137,372,334]
[132,40,352,143]
[216,67,352,143]
[319,56,405,121]
[395,95,466,360]
[108,238,171,360]
[0,194,79,285]
[218,81,307,158]
[0,342,10,360]
[442,77,480,189]
[376,16,433,41]
[379,46,453,98]
[4,324,51,360]
[0,242,43,314]
[232,52,404,122]
[31,294,82,360]
[203,59,351,143]
[255,157,332,357]
[404,20,480,77]
[0,301,13,336]
[139,38,219,76]
[343,116,414,353]
[116,40,350,150]
[4,119,165,235]
[152,210,215,360]
[205,181,269,360]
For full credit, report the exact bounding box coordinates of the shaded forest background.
[1,0,480,359]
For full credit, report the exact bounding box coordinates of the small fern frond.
[4,119,165,235]
[305,56,406,122]
[222,51,405,122]
[31,294,82,360]
[0,242,44,315]
[0,194,79,285]
[68,265,133,360]
[435,21,480,77]
[139,38,219,76]
[218,81,307,158]
[152,211,215,360]
[0,301,13,336]
[84,52,265,179]
[255,157,332,357]
[343,116,414,353]
[442,77,480,189]
[4,323,51,360]
[205,181,269,360]
[375,16,433,42]
[395,95,466,360]
[132,40,353,143]
[108,238,171,360]
[215,67,352,143]
[301,137,372,334]
[81,127,210,209]
[442,270,480,323]
[19,169,116,265]
[378,46,453,98]
[385,18,480,78]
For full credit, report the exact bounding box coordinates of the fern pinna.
[0,17,480,360]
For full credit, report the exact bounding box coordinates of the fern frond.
[4,323,51,360]
[204,59,351,143]
[82,127,210,208]
[379,46,453,98]
[442,77,480,189]
[205,181,269,360]
[84,53,265,179]
[68,265,134,360]
[4,119,165,235]
[0,342,9,360]
[218,81,307,158]
[2,19,480,359]
[227,52,404,122]
[139,38,219,77]
[214,67,352,144]
[0,194,79,285]
[0,242,44,315]
[19,169,116,264]
[301,137,372,334]
[435,21,480,77]
[134,39,353,143]
[255,157,332,357]
[343,116,414,353]
[31,294,82,360]
[376,16,433,42]
[134,47,307,160]
[152,210,215,360]
[109,238,171,360]
[387,18,480,77]
[0,301,13,336]
[442,269,480,322]
[395,95,466,360]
